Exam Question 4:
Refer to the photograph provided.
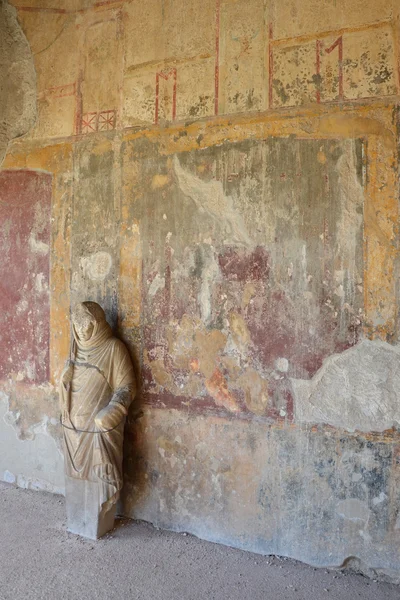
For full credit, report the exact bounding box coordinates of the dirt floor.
[0,482,399,600]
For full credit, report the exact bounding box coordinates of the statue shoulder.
[110,336,131,357]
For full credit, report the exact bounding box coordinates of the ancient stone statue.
[60,301,135,539]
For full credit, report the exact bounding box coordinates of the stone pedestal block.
[65,476,116,540]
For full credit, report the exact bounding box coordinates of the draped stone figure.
[60,301,135,539]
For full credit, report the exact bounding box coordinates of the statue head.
[72,302,108,344]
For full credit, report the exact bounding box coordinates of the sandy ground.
[0,482,398,600]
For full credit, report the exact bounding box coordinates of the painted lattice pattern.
[81,112,98,133]
[97,110,116,131]
[81,110,116,134]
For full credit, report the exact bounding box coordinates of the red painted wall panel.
[0,170,52,383]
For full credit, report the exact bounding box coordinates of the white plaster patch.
[173,155,252,246]
[24,360,36,380]
[275,357,289,373]
[372,492,387,506]
[28,234,49,255]
[3,470,15,484]
[198,248,220,323]
[16,298,28,315]
[292,339,400,432]
[35,272,47,293]
[0,394,64,494]
[148,273,165,297]
[80,252,112,281]
[336,498,370,522]
[359,529,372,543]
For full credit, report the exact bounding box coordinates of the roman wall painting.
[127,137,366,427]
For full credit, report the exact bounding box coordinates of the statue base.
[65,476,116,540]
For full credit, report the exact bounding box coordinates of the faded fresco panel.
[220,0,266,114]
[175,59,215,121]
[17,11,79,139]
[70,137,119,328]
[272,24,397,108]
[124,137,364,420]
[343,25,397,100]
[272,0,395,39]
[0,170,51,383]
[124,0,165,69]
[163,0,215,59]
[123,71,156,127]
[272,41,317,107]
[82,20,120,117]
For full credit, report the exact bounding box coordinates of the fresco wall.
[1,0,400,577]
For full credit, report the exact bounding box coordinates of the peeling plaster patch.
[292,339,400,432]
[337,499,370,523]
[173,156,252,246]
[80,251,112,281]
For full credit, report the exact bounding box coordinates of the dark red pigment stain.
[0,170,52,383]
[218,246,270,282]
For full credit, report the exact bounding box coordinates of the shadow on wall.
[119,330,144,516]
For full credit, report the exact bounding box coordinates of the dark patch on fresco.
[229,89,260,111]
[0,170,51,383]
[173,129,188,141]
[188,95,212,117]
[272,79,290,104]
[373,66,392,85]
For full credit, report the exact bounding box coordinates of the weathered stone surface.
[122,407,400,572]
[65,477,116,540]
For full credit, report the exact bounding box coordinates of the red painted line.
[155,69,177,125]
[214,0,220,115]
[155,73,160,125]
[325,36,344,100]
[316,39,322,104]
[17,5,68,13]
[172,69,177,121]
[74,72,83,135]
[163,242,172,321]
[18,0,121,13]
[338,36,344,100]
[393,18,400,96]
[94,0,122,8]
[268,22,274,108]
[43,82,76,99]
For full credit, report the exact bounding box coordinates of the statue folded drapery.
[60,301,135,539]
